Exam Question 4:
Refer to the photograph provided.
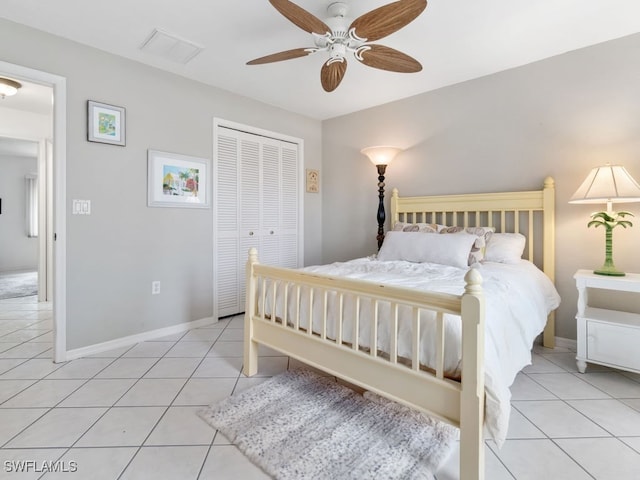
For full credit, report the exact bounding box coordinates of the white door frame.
[0,60,67,363]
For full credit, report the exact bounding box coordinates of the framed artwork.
[87,100,126,146]
[306,168,319,193]
[147,150,210,208]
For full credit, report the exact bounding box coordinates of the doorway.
[0,60,67,362]
[0,137,40,300]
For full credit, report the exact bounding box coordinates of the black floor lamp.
[361,146,403,250]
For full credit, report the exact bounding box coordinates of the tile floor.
[1,296,640,479]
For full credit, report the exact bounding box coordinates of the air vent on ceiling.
[140,29,203,64]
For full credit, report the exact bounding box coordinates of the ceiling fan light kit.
[248,0,427,92]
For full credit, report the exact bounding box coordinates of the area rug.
[0,271,37,300]
[198,368,457,480]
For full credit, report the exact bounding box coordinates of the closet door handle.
[249,231,254,236]
[270,231,274,235]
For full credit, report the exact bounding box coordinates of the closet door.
[214,124,303,318]
[280,143,299,268]
[215,133,240,317]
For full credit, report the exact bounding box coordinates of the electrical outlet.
[151,281,161,295]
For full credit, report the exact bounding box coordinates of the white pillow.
[484,233,526,263]
[377,231,477,268]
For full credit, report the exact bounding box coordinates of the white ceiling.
[2,0,640,120]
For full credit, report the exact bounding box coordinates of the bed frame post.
[542,176,556,348]
[390,188,399,226]
[243,248,259,377]
[460,268,485,480]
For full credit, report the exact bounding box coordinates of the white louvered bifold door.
[215,133,240,317]
[214,124,302,318]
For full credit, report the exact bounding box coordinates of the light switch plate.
[72,200,91,215]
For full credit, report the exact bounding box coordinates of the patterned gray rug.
[198,368,457,480]
[0,271,37,300]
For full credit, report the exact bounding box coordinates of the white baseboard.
[62,316,217,362]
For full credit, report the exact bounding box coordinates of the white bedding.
[262,257,560,446]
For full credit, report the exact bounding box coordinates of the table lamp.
[569,164,640,276]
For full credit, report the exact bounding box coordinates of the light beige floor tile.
[180,329,223,342]
[0,359,26,375]
[6,407,106,448]
[489,439,592,480]
[0,358,64,379]
[217,329,244,342]
[58,378,137,407]
[41,447,137,480]
[0,408,48,445]
[528,373,611,400]
[120,445,208,480]
[199,445,270,480]
[45,358,115,379]
[0,448,67,480]
[509,374,557,401]
[75,406,165,447]
[116,378,187,406]
[95,357,157,379]
[122,342,175,358]
[435,443,513,480]
[0,379,36,404]
[0,342,52,359]
[513,400,609,438]
[575,372,640,398]
[172,378,237,406]
[555,437,640,480]
[206,341,243,358]
[1,379,85,407]
[522,354,567,374]
[165,341,214,358]
[568,399,640,436]
[193,357,243,378]
[145,406,215,445]
[143,358,201,378]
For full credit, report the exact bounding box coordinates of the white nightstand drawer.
[587,320,640,371]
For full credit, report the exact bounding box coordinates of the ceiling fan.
[247,0,428,92]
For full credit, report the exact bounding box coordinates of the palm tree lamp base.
[594,266,626,277]
[589,210,634,277]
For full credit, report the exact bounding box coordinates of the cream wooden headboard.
[390,177,556,348]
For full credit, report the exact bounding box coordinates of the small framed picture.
[87,100,126,146]
[306,169,319,193]
[147,149,210,208]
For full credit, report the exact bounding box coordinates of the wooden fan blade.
[247,48,312,65]
[269,0,331,35]
[320,59,347,92]
[350,0,427,42]
[358,44,422,73]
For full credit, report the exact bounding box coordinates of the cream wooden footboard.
[244,250,485,479]
[242,178,555,480]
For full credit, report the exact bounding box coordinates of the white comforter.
[270,257,560,446]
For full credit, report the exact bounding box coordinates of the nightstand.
[575,269,640,374]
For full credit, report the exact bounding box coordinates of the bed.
[242,177,558,480]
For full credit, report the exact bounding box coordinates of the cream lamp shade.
[0,77,22,99]
[569,164,640,210]
[360,146,403,166]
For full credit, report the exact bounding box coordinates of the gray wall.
[322,33,640,341]
[0,19,322,350]
[0,154,38,272]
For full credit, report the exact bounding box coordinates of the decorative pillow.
[439,226,495,265]
[392,222,441,233]
[377,231,477,268]
[484,233,526,264]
